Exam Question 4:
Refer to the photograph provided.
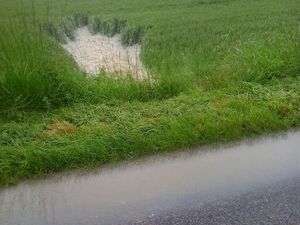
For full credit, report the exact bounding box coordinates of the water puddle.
[62,27,148,79]
[0,131,299,225]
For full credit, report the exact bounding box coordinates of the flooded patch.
[0,131,299,225]
[62,27,148,79]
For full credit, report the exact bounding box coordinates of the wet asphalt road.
[1,131,299,225]
[128,177,300,225]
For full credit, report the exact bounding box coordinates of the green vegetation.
[0,0,299,186]
[44,14,131,43]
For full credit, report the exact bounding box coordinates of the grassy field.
[0,0,299,186]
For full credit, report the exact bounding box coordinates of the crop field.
[0,0,299,186]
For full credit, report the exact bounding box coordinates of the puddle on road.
[0,131,299,225]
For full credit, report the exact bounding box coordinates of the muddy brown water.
[0,131,299,225]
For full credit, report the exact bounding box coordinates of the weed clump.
[101,20,111,36]
[43,14,144,46]
[121,26,144,46]
[72,13,89,27]
[89,17,127,35]
[41,13,89,43]
[42,22,65,43]
[110,18,127,36]
[88,17,102,34]
[60,17,77,41]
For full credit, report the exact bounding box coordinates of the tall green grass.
[44,14,145,46]
[0,19,84,112]
[0,13,187,113]
[2,0,298,113]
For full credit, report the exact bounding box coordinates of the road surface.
[0,131,299,225]
[128,177,300,225]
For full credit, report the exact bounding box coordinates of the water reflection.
[0,131,299,225]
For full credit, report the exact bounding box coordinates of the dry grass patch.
[46,121,77,136]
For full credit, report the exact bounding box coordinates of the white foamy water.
[62,27,148,79]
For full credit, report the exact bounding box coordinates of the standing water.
[0,131,299,225]
[62,27,148,79]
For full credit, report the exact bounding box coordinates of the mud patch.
[62,27,148,79]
